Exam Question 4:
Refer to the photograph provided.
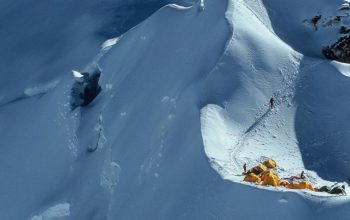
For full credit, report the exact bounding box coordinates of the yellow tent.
[261,170,279,186]
[244,173,261,183]
[279,179,290,187]
[248,164,267,175]
[263,159,277,169]
[242,160,318,192]
[287,181,315,191]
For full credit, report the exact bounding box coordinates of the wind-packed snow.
[1,0,350,219]
[330,60,350,77]
[72,70,85,79]
[168,4,192,10]
[101,38,120,50]
[30,203,70,220]
[24,80,60,97]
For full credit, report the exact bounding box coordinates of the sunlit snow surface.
[330,60,350,77]
[201,0,350,200]
[201,0,350,197]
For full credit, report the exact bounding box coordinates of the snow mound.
[330,60,350,77]
[24,80,59,97]
[30,203,70,220]
[167,4,191,10]
[72,70,84,79]
[101,37,120,50]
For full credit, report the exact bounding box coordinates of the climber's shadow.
[245,108,271,134]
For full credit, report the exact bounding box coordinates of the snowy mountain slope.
[201,0,350,217]
[79,1,232,219]
[295,58,350,181]
[1,0,350,219]
[201,0,305,183]
[0,0,177,106]
[1,0,231,219]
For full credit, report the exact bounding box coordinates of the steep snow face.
[294,59,350,181]
[89,1,231,219]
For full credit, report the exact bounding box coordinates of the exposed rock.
[339,3,350,11]
[304,15,322,31]
[323,16,341,27]
[339,25,350,34]
[322,35,350,63]
[317,186,331,193]
[71,68,102,109]
[329,185,346,195]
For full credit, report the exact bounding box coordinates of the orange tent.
[279,179,290,187]
[263,159,277,169]
[248,164,267,175]
[261,170,279,186]
[287,181,315,191]
[244,173,261,183]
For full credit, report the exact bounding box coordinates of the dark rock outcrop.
[304,15,322,30]
[339,26,350,34]
[323,35,350,63]
[71,68,102,109]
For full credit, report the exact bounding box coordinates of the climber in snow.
[269,97,275,109]
[71,68,102,109]
[243,163,247,174]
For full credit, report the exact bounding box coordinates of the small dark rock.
[310,15,322,26]
[322,35,350,63]
[339,26,350,34]
[323,16,342,27]
[329,185,346,195]
[310,15,322,30]
[335,16,341,22]
[317,186,331,193]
